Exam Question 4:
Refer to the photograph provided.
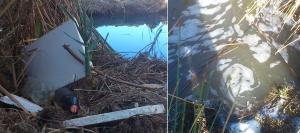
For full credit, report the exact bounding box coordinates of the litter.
[63,104,165,127]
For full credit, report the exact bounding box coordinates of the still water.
[96,22,167,59]
[169,0,300,125]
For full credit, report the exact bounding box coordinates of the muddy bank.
[80,0,167,16]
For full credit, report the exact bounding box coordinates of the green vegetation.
[60,0,114,75]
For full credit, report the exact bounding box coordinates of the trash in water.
[22,20,86,105]
[0,94,43,113]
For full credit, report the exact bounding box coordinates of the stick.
[11,63,18,91]
[0,0,15,18]
[17,48,38,85]
[0,84,30,114]
[63,104,165,127]
[62,44,163,90]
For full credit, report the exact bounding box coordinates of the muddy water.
[169,0,300,114]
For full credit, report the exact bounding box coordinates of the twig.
[0,84,31,114]
[0,0,16,18]
[168,94,195,105]
[17,48,38,86]
[221,103,236,133]
[11,63,18,91]
[276,37,300,54]
[168,15,184,34]
[62,44,163,90]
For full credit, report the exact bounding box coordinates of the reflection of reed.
[135,24,165,59]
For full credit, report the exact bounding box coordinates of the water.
[169,0,300,115]
[96,22,168,59]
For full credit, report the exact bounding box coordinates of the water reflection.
[169,0,299,116]
[97,22,167,59]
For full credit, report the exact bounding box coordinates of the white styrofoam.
[0,94,43,113]
[22,20,86,104]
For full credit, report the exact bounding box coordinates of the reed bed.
[0,0,167,132]
[80,0,167,15]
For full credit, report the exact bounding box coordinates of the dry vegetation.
[80,0,167,15]
[0,0,167,132]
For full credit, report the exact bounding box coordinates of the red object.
[70,105,78,113]
[54,87,79,114]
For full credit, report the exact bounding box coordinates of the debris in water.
[22,20,86,105]
[229,119,261,133]
[0,94,43,113]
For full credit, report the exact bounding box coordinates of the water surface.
[96,22,167,59]
[169,0,300,114]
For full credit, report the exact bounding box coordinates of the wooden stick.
[63,104,165,127]
[0,84,30,114]
[62,44,163,90]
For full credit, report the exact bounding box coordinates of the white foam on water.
[211,19,226,27]
[208,28,224,38]
[229,119,261,133]
[249,42,271,63]
[213,10,227,21]
[211,38,219,43]
[270,61,281,68]
[183,4,201,16]
[215,44,228,51]
[222,64,255,97]
[234,24,244,37]
[245,14,256,24]
[187,70,193,80]
[225,4,232,12]
[241,34,261,46]
[232,17,237,23]
[183,2,227,16]
[196,0,229,7]
[220,27,235,40]
[240,34,271,63]
[199,6,222,15]
[168,59,175,64]
[190,44,202,56]
[169,19,204,43]
[178,46,192,57]
[217,59,232,71]
[199,40,212,47]
[258,22,279,33]
[176,44,202,58]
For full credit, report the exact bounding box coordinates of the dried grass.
[0,0,167,132]
[80,0,167,15]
